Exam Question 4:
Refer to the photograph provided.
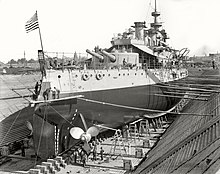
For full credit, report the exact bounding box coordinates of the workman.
[43,87,51,100]
[123,58,127,66]
[100,147,104,160]
[92,145,97,161]
[73,150,78,163]
[34,82,39,95]
[51,88,56,99]
[54,87,60,99]
[20,141,25,157]
[80,150,86,167]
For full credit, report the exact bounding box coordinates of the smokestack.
[132,22,146,40]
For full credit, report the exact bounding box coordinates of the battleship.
[4,1,220,173]
[28,0,189,159]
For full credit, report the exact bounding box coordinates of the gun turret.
[86,49,104,61]
[100,49,116,62]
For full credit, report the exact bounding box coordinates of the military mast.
[151,0,162,31]
[150,0,162,47]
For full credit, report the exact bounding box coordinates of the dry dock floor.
[54,128,166,174]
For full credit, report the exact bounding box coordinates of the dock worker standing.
[212,59,215,69]
[51,88,56,99]
[54,87,60,99]
[80,149,86,167]
[20,141,25,157]
[92,144,97,161]
[34,80,42,96]
[82,153,86,167]
[73,149,78,163]
[100,147,104,161]
[34,82,39,95]
[123,58,127,66]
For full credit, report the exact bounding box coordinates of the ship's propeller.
[70,126,99,142]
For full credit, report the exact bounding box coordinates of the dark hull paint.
[36,84,180,127]
[33,83,181,157]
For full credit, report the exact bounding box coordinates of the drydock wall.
[134,69,220,174]
[0,74,41,146]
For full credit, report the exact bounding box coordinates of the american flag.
[25,12,39,33]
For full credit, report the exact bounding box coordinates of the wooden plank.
[30,95,84,104]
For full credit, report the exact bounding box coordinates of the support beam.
[154,94,208,101]
[154,84,219,93]
[163,91,210,97]
[170,83,220,89]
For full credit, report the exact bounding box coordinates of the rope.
[35,103,47,165]
[34,103,74,164]
[78,97,212,117]
[48,105,74,126]
[0,109,22,146]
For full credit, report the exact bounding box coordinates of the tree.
[8,59,17,64]
[17,58,27,64]
[28,59,36,63]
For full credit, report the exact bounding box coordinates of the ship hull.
[36,83,179,127]
[32,82,182,157]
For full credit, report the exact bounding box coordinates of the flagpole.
[36,11,44,57]
[35,11,47,77]
[25,11,46,77]
[38,27,44,53]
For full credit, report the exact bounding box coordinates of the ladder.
[110,130,127,156]
[139,119,150,136]
[128,123,140,142]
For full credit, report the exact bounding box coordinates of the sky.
[0,0,220,63]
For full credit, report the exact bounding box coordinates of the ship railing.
[43,51,188,72]
[44,63,187,75]
[43,51,89,70]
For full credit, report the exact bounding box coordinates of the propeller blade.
[70,127,84,139]
[86,126,100,137]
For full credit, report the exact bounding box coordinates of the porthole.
[58,75,61,78]
[108,74,110,76]
[135,73,137,75]
[90,74,93,77]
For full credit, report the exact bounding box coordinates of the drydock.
[1,68,220,173]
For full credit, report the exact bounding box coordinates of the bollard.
[123,159,134,171]
[135,148,143,158]
[143,139,150,148]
